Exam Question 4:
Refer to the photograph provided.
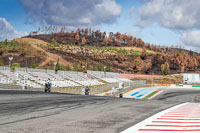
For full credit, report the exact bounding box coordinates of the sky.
[0,0,200,52]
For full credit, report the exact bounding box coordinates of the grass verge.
[143,91,159,99]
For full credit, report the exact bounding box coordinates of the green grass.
[0,40,26,52]
[143,91,159,99]
[83,45,142,56]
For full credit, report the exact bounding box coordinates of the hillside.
[0,29,199,75]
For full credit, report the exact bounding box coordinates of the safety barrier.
[50,82,119,95]
[0,83,36,90]
[50,80,147,95]
[0,81,147,96]
[0,83,22,90]
[150,84,171,87]
[152,84,200,88]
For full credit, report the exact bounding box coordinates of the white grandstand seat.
[87,70,132,83]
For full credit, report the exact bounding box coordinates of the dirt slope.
[15,38,72,67]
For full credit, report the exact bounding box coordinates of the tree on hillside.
[127,36,133,46]
[136,38,143,47]
[60,26,66,33]
[101,32,106,39]
[122,33,128,44]
[141,48,147,59]
[102,38,108,46]
[0,45,3,55]
[133,57,145,72]
[108,34,113,44]
[0,57,4,66]
[81,37,86,46]
[161,62,170,75]
[75,32,80,44]
[55,58,61,73]
[84,28,89,35]
[31,59,39,69]
[131,37,136,46]
[180,62,185,73]
[115,32,121,41]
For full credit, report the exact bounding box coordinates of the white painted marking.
[121,103,200,133]
[123,87,161,99]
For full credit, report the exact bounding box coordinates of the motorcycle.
[44,83,51,93]
[85,86,90,95]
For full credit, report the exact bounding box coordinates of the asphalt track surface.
[0,88,200,133]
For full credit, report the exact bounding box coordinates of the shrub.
[65,65,71,71]
[11,63,20,71]
[106,62,111,72]
[31,60,39,68]
[0,57,4,66]
[73,62,81,71]
[49,38,61,47]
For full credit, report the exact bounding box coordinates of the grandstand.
[87,70,132,83]
[0,66,132,89]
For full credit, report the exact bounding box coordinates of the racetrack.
[1,88,200,133]
[154,88,200,102]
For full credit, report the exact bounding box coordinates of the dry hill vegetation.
[0,28,200,75]
[132,74,183,84]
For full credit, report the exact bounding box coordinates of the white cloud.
[135,0,200,51]
[127,6,135,18]
[181,30,200,48]
[0,17,27,41]
[20,0,122,27]
[135,0,200,30]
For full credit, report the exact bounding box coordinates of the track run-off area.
[123,87,165,99]
[1,86,200,133]
[123,86,200,100]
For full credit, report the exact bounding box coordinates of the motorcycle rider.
[85,86,90,95]
[45,78,52,92]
